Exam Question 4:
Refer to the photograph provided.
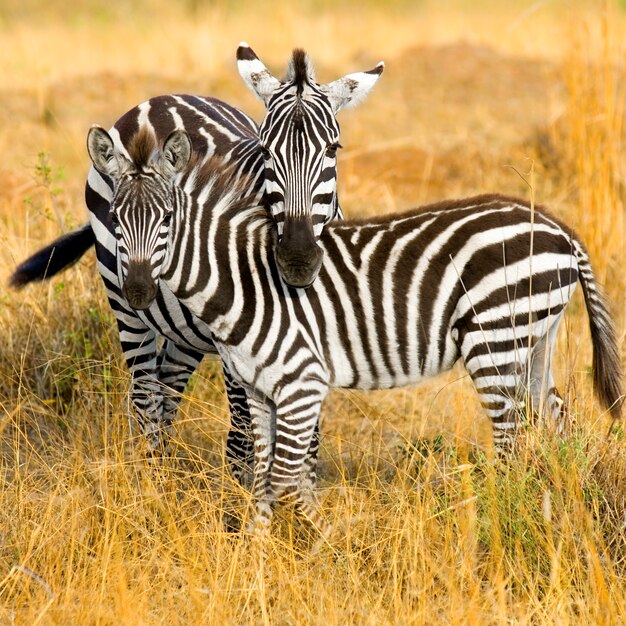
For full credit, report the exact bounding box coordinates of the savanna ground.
[0,0,625,623]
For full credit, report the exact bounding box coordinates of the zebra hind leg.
[527,313,568,434]
[223,365,255,489]
[461,338,528,456]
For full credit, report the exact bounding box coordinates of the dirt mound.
[338,43,569,212]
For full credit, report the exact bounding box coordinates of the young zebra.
[11,47,383,484]
[86,128,623,538]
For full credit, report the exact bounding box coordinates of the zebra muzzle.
[275,240,324,288]
[122,261,158,310]
[275,217,324,288]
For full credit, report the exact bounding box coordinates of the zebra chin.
[275,242,324,288]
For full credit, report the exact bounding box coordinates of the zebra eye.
[110,212,119,226]
[260,146,271,161]
[326,142,342,158]
[163,213,172,226]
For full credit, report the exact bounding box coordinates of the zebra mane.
[127,126,159,169]
[286,49,315,93]
[192,157,270,225]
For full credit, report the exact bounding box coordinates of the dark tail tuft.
[9,223,96,288]
[576,244,623,421]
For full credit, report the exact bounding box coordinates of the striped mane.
[286,48,315,93]
[191,156,270,225]
[127,126,158,169]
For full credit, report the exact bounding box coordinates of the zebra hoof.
[222,511,243,534]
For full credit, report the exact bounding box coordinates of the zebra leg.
[118,316,164,453]
[299,420,321,496]
[223,367,322,492]
[156,341,205,450]
[223,365,255,489]
[528,313,568,432]
[269,386,329,538]
[460,332,528,456]
[246,392,276,539]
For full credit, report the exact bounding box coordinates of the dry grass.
[0,1,625,623]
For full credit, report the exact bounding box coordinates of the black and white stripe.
[85,95,265,476]
[12,94,269,483]
[98,142,618,538]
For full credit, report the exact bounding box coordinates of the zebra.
[11,46,384,485]
[25,95,266,474]
[85,127,624,538]
[236,42,384,287]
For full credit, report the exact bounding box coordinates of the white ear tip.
[239,41,250,48]
[372,61,385,75]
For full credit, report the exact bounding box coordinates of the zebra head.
[237,43,384,287]
[87,125,192,310]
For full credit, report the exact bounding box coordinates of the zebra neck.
[162,187,275,342]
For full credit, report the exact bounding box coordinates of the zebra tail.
[9,222,95,288]
[575,243,623,421]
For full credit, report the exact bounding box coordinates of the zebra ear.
[160,130,192,177]
[237,42,282,105]
[320,62,385,113]
[87,126,122,178]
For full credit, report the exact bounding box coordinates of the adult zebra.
[86,127,623,537]
[237,43,384,287]
[11,45,383,484]
[12,94,267,478]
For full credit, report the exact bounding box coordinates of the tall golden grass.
[0,1,624,623]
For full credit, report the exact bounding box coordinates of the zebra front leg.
[246,392,277,540]
[118,316,165,455]
[270,384,329,539]
[224,366,322,494]
[299,420,321,496]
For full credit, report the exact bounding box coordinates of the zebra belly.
[327,326,460,391]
